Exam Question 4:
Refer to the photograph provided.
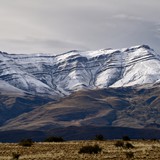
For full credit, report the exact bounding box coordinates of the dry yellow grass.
[0,140,159,160]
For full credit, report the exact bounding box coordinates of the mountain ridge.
[0,44,160,96]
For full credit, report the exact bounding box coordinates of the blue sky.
[0,0,160,54]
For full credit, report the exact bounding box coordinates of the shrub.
[150,138,157,141]
[19,139,33,147]
[114,141,124,147]
[12,153,20,159]
[44,136,64,142]
[79,144,102,154]
[125,151,134,159]
[122,136,130,141]
[94,134,104,141]
[125,142,134,149]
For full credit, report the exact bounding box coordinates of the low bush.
[125,142,134,149]
[125,151,134,159]
[12,153,20,159]
[19,139,33,147]
[115,141,134,149]
[79,144,102,154]
[114,141,124,147]
[150,138,158,141]
[44,136,64,142]
[94,134,104,141]
[122,136,130,141]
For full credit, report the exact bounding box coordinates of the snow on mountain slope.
[0,45,160,96]
[0,80,24,95]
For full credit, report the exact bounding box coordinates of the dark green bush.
[44,136,64,142]
[125,142,134,149]
[125,151,134,159]
[114,140,124,147]
[94,134,104,141]
[150,138,157,141]
[122,136,130,141]
[19,139,33,147]
[115,141,134,149]
[12,153,20,159]
[79,144,102,154]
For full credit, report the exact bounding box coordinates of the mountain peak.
[0,51,8,55]
[123,44,153,52]
[133,44,151,50]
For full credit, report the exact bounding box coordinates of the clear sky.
[0,0,160,54]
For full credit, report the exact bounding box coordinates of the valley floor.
[0,140,160,160]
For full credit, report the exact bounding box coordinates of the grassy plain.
[0,140,159,160]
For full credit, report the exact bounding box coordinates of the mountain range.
[0,44,160,141]
[0,44,160,96]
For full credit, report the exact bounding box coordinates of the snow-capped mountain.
[0,45,160,141]
[0,45,160,96]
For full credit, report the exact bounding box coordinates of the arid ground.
[0,140,160,160]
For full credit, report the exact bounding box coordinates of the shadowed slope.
[1,84,159,131]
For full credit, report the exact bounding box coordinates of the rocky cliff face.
[0,45,160,96]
